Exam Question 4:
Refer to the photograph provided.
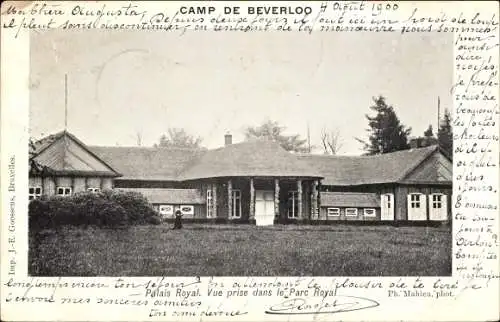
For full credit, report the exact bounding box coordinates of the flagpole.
[437,96,440,132]
[64,73,68,131]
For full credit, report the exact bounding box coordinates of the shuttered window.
[410,193,422,208]
[432,194,443,209]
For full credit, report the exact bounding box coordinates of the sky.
[30,30,453,155]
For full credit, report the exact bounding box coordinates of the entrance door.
[407,193,427,220]
[381,193,394,221]
[255,190,274,226]
[429,193,448,221]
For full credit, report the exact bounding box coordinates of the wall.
[405,152,452,182]
[319,207,381,221]
[153,204,205,219]
[216,181,229,219]
[114,180,191,189]
[395,184,452,220]
[320,183,451,221]
[29,175,114,196]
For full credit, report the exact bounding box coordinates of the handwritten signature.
[265,296,379,315]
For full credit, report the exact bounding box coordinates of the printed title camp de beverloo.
[29,131,452,225]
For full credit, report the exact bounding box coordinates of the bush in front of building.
[100,190,158,225]
[29,190,161,230]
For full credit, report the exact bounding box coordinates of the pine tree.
[357,96,412,155]
[422,125,438,146]
[438,109,453,158]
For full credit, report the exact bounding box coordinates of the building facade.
[29,131,453,225]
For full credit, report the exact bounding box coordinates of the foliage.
[29,190,161,230]
[410,125,438,148]
[320,127,343,155]
[438,109,453,158]
[356,96,412,155]
[423,125,434,138]
[244,120,310,153]
[154,128,203,149]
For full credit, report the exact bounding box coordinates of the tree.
[423,125,434,138]
[244,120,309,153]
[356,96,412,155]
[320,127,343,155]
[154,128,203,149]
[414,125,439,147]
[135,131,143,146]
[438,109,453,158]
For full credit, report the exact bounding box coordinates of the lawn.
[29,224,452,276]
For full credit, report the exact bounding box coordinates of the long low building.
[29,130,452,225]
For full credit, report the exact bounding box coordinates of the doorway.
[255,190,274,226]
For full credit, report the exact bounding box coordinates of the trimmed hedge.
[29,190,161,230]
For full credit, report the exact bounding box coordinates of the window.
[56,187,72,196]
[385,194,392,208]
[159,205,174,216]
[364,208,376,217]
[287,191,299,218]
[207,189,213,218]
[345,208,358,216]
[29,187,42,200]
[87,187,100,193]
[180,205,194,215]
[327,208,340,217]
[410,193,422,208]
[231,190,241,218]
[432,194,443,209]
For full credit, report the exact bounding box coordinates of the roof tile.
[298,146,439,186]
[320,192,380,208]
[117,188,205,204]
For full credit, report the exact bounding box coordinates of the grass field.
[29,224,451,276]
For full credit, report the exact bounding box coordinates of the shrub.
[147,215,162,225]
[101,190,157,224]
[29,199,51,230]
[97,203,129,228]
[29,190,157,229]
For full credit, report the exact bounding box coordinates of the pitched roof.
[177,139,323,181]
[298,145,440,186]
[32,132,449,186]
[320,192,380,208]
[117,188,205,204]
[30,131,120,177]
[89,146,203,181]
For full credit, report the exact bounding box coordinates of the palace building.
[29,130,452,225]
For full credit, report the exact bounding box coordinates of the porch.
[206,177,321,225]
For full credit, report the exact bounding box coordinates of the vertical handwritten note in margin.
[453,13,499,284]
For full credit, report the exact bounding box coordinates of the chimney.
[224,132,232,146]
[409,137,423,149]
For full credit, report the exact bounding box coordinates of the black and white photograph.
[28,29,453,277]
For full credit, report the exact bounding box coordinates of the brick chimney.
[409,137,424,149]
[224,132,232,146]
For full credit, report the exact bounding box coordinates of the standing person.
[173,209,183,229]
